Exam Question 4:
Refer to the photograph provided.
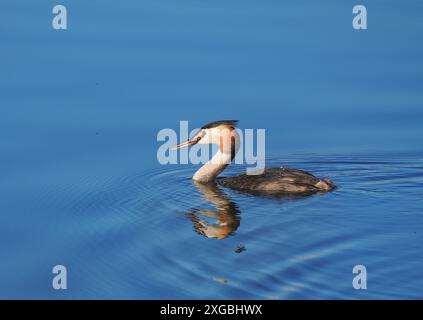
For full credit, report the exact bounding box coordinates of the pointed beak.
[172,139,198,150]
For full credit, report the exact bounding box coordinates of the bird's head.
[173,120,239,151]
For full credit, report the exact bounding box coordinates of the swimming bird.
[173,120,336,195]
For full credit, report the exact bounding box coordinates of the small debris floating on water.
[212,277,228,284]
[234,244,246,254]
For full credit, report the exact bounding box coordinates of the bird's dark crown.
[201,120,239,129]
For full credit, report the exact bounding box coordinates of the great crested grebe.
[173,120,336,195]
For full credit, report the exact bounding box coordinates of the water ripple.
[34,154,423,298]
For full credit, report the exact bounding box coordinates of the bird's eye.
[196,136,202,142]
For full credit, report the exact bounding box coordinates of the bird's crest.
[201,120,239,129]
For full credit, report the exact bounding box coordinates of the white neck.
[193,129,240,183]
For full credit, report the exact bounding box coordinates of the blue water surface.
[0,0,422,299]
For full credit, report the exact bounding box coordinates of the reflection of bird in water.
[174,120,336,196]
[185,181,240,240]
